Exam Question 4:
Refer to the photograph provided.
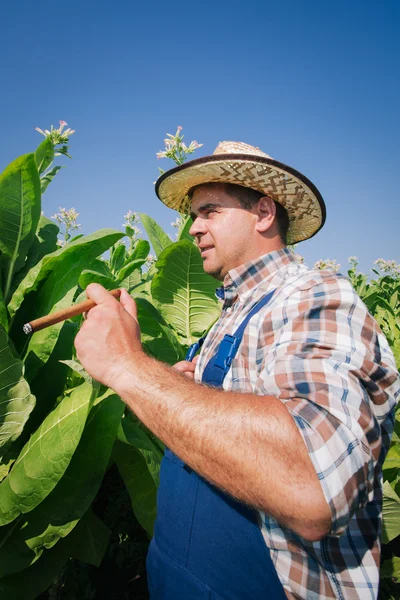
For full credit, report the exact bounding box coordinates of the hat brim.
[155,154,326,244]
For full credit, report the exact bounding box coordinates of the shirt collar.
[215,248,297,308]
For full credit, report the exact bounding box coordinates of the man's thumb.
[119,289,138,320]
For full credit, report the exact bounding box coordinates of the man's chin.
[202,261,224,281]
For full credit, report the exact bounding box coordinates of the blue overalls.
[147,290,286,599]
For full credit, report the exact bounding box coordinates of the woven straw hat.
[155,141,326,244]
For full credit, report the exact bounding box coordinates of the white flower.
[314,259,340,273]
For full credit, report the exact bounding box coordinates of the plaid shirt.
[194,249,400,600]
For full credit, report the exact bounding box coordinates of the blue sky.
[0,0,398,275]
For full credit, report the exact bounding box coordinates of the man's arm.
[75,284,331,542]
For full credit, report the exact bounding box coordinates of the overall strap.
[201,288,276,388]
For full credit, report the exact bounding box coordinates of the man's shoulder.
[275,263,357,301]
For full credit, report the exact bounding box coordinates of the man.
[75,141,399,599]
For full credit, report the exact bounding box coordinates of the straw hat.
[155,141,326,244]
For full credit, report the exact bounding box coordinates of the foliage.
[0,126,216,598]
[345,257,400,597]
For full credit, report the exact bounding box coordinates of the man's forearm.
[114,352,331,541]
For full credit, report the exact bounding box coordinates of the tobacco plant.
[0,128,219,599]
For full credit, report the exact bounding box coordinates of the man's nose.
[189,216,207,237]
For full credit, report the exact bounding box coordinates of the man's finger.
[119,288,138,321]
[86,283,118,305]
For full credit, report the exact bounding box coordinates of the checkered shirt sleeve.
[256,272,399,536]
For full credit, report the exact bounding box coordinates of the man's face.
[189,184,258,280]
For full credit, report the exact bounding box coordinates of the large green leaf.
[9,230,123,362]
[7,215,59,303]
[119,411,164,463]
[119,268,142,292]
[8,229,123,319]
[151,240,221,345]
[0,392,123,576]
[0,540,68,600]
[0,325,35,452]
[85,257,113,278]
[383,444,400,482]
[382,480,400,544]
[136,297,185,364]
[0,381,98,527]
[0,153,41,302]
[0,283,8,331]
[24,322,77,440]
[381,556,400,581]
[0,510,109,600]
[138,213,172,258]
[22,286,77,382]
[78,269,117,290]
[127,239,150,263]
[117,258,146,284]
[177,215,195,243]
[114,441,158,536]
[34,139,54,176]
[64,509,111,568]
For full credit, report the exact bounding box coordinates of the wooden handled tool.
[23,288,122,334]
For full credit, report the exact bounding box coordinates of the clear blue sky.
[1,0,398,274]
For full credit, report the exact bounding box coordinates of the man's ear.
[255,196,276,233]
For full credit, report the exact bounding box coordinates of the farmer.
[75,141,399,599]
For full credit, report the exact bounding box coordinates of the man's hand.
[173,355,199,379]
[74,284,144,389]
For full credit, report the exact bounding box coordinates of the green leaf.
[6,216,59,305]
[119,268,142,292]
[0,539,69,600]
[0,325,35,452]
[136,297,185,364]
[22,286,77,382]
[0,282,8,331]
[119,412,164,463]
[60,359,91,383]
[34,139,54,176]
[127,239,150,263]
[117,258,146,283]
[0,392,123,577]
[177,215,194,242]
[24,322,77,440]
[381,556,400,580]
[40,165,64,194]
[8,229,123,319]
[110,243,127,274]
[85,258,112,278]
[138,213,172,258]
[0,381,98,527]
[0,510,108,599]
[383,444,400,482]
[382,480,400,544]
[0,153,41,302]
[78,270,117,290]
[151,240,221,346]
[114,441,158,536]
[64,509,111,567]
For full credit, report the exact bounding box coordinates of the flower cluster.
[156,126,203,168]
[145,254,156,268]
[314,259,341,273]
[123,210,142,244]
[35,120,75,157]
[51,207,81,243]
[374,258,400,278]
